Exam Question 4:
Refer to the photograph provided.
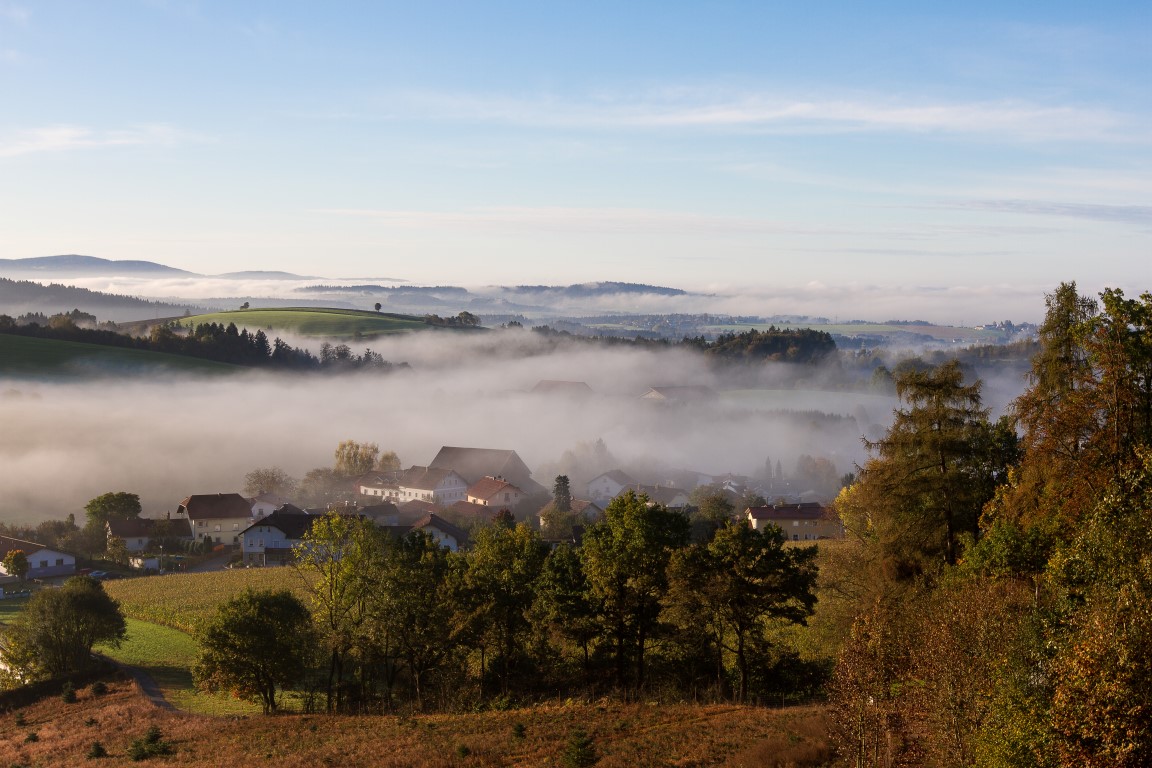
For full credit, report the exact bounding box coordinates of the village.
[0,441,844,587]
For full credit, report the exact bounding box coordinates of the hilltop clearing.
[0,678,833,767]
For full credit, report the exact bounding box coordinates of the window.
[56,558,64,566]
[40,560,48,568]
[214,524,221,532]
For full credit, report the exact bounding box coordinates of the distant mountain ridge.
[0,255,198,277]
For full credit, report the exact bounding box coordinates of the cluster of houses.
[0,444,844,585]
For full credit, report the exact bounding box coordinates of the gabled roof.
[531,380,594,395]
[0,535,52,559]
[106,518,157,538]
[241,510,318,540]
[640,385,718,401]
[467,476,523,502]
[410,513,469,546]
[428,446,538,490]
[627,484,689,507]
[356,502,400,521]
[398,466,466,491]
[589,470,637,487]
[248,492,291,507]
[746,502,829,521]
[450,500,494,517]
[178,493,253,520]
[536,498,604,517]
[398,499,439,516]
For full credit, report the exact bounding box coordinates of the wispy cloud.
[0,124,196,158]
[315,205,851,236]
[950,199,1152,225]
[0,2,29,25]
[383,89,1131,142]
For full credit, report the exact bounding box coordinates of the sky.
[2,1,1150,323]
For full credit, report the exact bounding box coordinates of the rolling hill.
[0,335,239,378]
[177,307,436,337]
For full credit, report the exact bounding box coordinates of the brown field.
[0,677,836,767]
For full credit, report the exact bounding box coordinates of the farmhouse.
[0,535,76,579]
[586,470,637,503]
[409,513,468,552]
[428,446,546,495]
[176,493,253,544]
[240,509,319,567]
[466,476,526,508]
[639,385,718,403]
[106,518,157,553]
[395,466,470,505]
[745,503,843,541]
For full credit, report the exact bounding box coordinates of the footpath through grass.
[96,618,261,716]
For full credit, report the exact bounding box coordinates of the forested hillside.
[825,282,1152,767]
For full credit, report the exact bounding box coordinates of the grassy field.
[95,618,261,716]
[0,335,239,376]
[0,596,28,625]
[0,678,836,767]
[178,307,432,338]
[103,568,313,634]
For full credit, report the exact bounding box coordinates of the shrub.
[90,680,108,696]
[61,682,77,703]
[512,722,526,740]
[87,741,108,759]
[24,731,39,743]
[127,725,175,761]
[561,728,598,767]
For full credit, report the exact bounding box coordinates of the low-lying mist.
[2,331,910,524]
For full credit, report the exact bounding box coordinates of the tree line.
[194,491,820,715]
[0,313,406,373]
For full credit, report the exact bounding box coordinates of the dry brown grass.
[0,680,836,767]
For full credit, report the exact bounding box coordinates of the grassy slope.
[95,618,259,716]
[0,335,239,376]
[0,679,834,767]
[179,307,431,338]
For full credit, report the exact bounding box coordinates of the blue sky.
[1,1,1150,321]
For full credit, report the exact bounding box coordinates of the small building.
[745,503,842,541]
[428,446,546,495]
[177,493,254,545]
[396,466,470,505]
[586,470,637,503]
[410,513,469,552]
[466,476,526,508]
[626,484,691,509]
[249,492,292,519]
[639,385,718,403]
[106,518,157,553]
[0,535,76,579]
[240,509,319,567]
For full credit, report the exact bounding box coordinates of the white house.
[466,476,526,508]
[0,535,76,579]
[176,493,254,545]
[586,470,637,504]
[105,518,157,553]
[248,492,291,519]
[395,466,470,506]
[240,510,319,567]
[746,503,843,541]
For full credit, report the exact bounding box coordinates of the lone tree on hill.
[194,589,315,714]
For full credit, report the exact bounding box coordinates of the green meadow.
[178,307,431,338]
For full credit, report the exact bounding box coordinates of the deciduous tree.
[83,491,141,530]
[193,589,315,714]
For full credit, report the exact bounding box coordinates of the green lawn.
[179,307,432,338]
[96,617,261,715]
[0,596,28,625]
[0,334,239,376]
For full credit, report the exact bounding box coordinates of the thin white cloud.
[0,124,195,158]
[0,2,29,25]
[950,199,1152,225]
[314,205,852,236]
[387,89,1131,142]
